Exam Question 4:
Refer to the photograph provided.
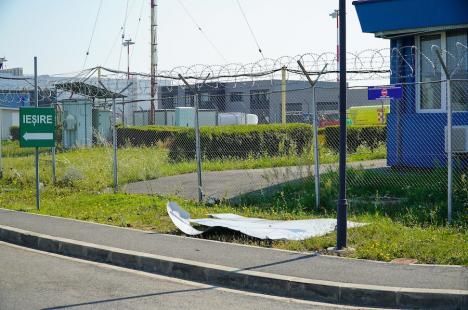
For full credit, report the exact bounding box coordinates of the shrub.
[118,124,314,161]
[324,125,386,153]
[116,125,190,147]
[10,126,19,141]
[172,124,313,161]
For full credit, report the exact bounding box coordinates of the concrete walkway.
[124,160,387,200]
[0,209,466,308]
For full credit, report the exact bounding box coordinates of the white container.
[175,107,217,127]
[246,113,258,125]
[218,113,241,125]
[218,112,258,125]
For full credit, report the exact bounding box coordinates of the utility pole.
[150,0,158,125]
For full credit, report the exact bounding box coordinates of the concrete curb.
[1,224,466,309]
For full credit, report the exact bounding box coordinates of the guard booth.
[354,0,468,168]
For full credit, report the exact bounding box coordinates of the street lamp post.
[329,9,339,81]
[122,39,135,80]
[122,39,135,127]
[0,57,7,70]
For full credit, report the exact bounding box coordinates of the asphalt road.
[123,160,387,200]
[1,209,466,291]
[0,242,347,310]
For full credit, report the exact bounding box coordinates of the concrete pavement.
[0,208,466,309]
[0,242,339,310]
[123,160,387,200]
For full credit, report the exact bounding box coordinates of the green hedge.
[324,125,386,153]
[118,124,313,161]
[10,126,19,141]
[117,125,190,147]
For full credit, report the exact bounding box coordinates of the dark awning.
[55,82,126,99]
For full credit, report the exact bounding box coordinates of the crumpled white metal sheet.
[167,202,365,241]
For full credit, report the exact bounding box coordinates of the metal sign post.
[19,57,56,210]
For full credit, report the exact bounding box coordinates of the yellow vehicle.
[347,104,390,126]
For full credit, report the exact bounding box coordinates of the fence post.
[446,79,452,224]
[34,56,40,210]
[311,87,320,208]
[0,119,3,179]
[52,146,56,184]
[434,48,452,224]
[51,103,56,184]
[194,93,203,202]
[281,66,287,124]
[112,96,118,193]
[297,61,327,208]
[178,73,211,203]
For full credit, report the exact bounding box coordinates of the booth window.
[447,31,468,112]
[418,34,442,111]
[417,30,468,112]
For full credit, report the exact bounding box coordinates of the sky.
[0,0,388,75]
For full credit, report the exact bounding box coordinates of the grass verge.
[0,142,466,265]
[1,142,385,191]
[0,185,466,266]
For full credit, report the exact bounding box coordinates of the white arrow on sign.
[23,132,53,141]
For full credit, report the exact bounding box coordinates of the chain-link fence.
[0,45,467,226]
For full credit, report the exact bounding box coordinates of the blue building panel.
[0,92,30,108]
[387,113,468,168]
[353,0,468,34]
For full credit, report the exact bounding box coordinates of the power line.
[235,0,265,59]
[130,0,146,58]
[121,0,130,40]
[83,0,104,69]
[117,0,132,73]
[176,0,228,63]
[103,28,123,67]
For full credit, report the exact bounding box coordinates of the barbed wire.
[0,45,466,105]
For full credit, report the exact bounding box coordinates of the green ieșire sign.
[20,107,56,148]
